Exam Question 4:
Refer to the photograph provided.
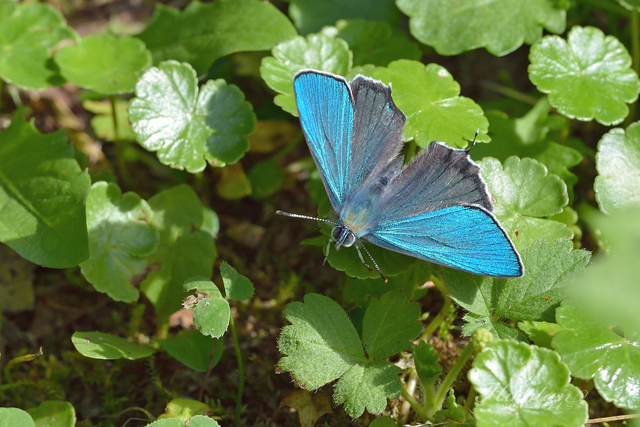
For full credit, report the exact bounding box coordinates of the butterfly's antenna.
[276,210,339,226]
[466,129,480,153]
[358,241,388,283]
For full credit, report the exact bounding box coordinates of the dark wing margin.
[294,70,354,210]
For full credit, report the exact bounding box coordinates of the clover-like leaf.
[0,408,34,427]
[478,157,571,249]
[397,0,566,57]
[157,330,223,372]
[413,341,442,386]
[220,262,254,301]
[136,0,296,75]
[27,401,75,427]
[595,122,640,214]
[0,0,77,90]
[260,34,352,116]
[372,60,489,148]
[72,331,156,360]
[0,110,90,268]
[184,277,230,339]
[55,34,151,95]
[279,293,402,417]
[80,182,159,302]
[553,303,640,409]
[529,26,640,125]
[130,61,256,172]
[469,340,588,426]
[321,19,420,67]
[363,290,422,360]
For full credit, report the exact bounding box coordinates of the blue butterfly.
[277,70,523,281]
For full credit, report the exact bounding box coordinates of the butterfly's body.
[283,69,524,278]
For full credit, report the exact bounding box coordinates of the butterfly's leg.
[354,242,373,271]
[323,239,332,265]
[358,242,388,283]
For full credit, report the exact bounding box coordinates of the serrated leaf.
[0,408,34,427]
[0,111,90,268]
[55,34,151,95]
[362,290,422,359]
[260,34,352,116]
[27,401,75,427]
[497,239,589,322]
[84,99,136,142]
[397,0,565,56]
[469,340,588,427]
[372,60,489,149]
[129,61,256,172]
[79,182,158,302]
[553,303,640,409]
[321,19,420,66]
[529,26,640,125]
[413,341,442,385]
[72,331,156,360]
[0,0,77,90]
[220,262,254,301]
[136,0,296,75]
[478,157,570,249]
[594,122,640,214]
[289,0,400,35]
[462,313,527,341]
[333,360,401,416]
[157,329,223,372]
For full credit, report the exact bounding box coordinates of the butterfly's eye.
[331,226,343,241]
[342,232,356,248]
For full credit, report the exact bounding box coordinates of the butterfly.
[277,70,524,281]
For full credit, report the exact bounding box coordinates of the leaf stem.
[401,386,428,421]
[230,316,244,426]
[427,340,476,418]
[479,81,539,106]
[462,385,477,415]
[421,294,452,341]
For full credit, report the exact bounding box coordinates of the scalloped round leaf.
[321,19,420,67]
[478,157,570,249]
[553,303,640,409]
[289,0,400,34]
[595,122,640,214]
[0,408,34,427]
[529,26,640,126]
[129,61,256,172]
[0,0,77,90]
[0,111,90,268]
[333,360,401,417]
[188,416,221,427]
[80,182,158,302]
[372,60,489,148]
[136,0,297,75]
[397,0,566,56]
[220,262,254,301]
[27,401,75,427]
[260,34,352,116]
[72,331,156,360]
[469,340,588,427]
[193,294,230,339]
[55,34,151,95]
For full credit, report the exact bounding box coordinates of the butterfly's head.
[332,225,356,250]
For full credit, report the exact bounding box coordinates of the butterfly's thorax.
[340,175,390,237]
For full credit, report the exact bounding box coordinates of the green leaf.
[0,408,35,427]
[369,416,396,427]
[0,111,90,268]
[0,0,77,90]
[55,34,151,95]
[27,401,75,427]
[362,290,422,359]
[216,163,252,200]
[247,159,283,200]
[84,99,136,142]
[372,60,489,149]
[397,0,565,56]
[413,341,442,385]
[184,277,230,338]
[157,329,223,372]
[136,0,296,75]
[618,0,640,10]
[156,398,212,421]
[288,0,400,35]
[553,303,640,409]
[595,122,640,214]
[146,420,184,427]
[478,157,570,250]
[321,19,420,66]
[188,416,220,427]
[528,26,640,126]
[518,321,565,349]
[129,61,255,172]
[79,182,159,302]
[0,244,35,313]
[260,34,352,116]
[497,239,589,322]
[220,262,254,301]
[72,331,156,360]
[469,340,588,427]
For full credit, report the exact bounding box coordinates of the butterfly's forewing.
[294,71,354,210]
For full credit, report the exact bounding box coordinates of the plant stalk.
[401,386,428,421]
[110,96,133,189]
[230,316,244,426]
